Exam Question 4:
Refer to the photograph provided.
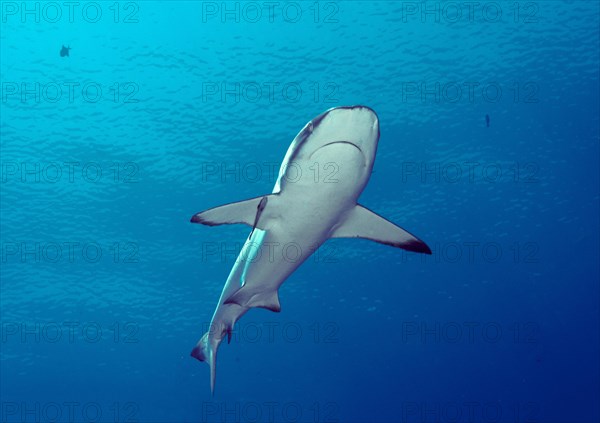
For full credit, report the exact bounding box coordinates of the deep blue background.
[1,1,598,422]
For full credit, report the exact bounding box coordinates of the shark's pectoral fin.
[191,194,277,228]
[224,287,281,312]
[331,204,432,254]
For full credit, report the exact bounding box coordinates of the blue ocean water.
[1,1,599,422]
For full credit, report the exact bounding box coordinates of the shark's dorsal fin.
[191,195,275,229]
[331,204,432,254]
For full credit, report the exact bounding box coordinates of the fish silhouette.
[60,45,71,57]
[189,106,432,394]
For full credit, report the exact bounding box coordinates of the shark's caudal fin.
[190,333,218,395]
[331,204,432,254]
[224,286,281,312]
[190,194,275,229]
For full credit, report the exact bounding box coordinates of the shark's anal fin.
[331,204,432,254]
[224,287,281,313]
[191,194,275,228]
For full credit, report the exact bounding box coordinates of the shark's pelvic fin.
[331,204,432,254]
[224,287,281,312]
[190,332,217,395]
[191,194,275,228]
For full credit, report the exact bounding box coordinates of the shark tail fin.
[190,332,217,395]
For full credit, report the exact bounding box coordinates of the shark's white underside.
[190,106,431,393]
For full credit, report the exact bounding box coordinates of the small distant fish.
[60,45,71,57]
[485,114,490,128]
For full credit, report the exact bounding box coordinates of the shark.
[190,105,431,393]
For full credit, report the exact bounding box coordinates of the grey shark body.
[190,106,431,393]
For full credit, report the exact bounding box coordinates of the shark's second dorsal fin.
[331,204,432,254]
[191,194,275,229]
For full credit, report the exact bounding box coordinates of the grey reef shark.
[190,105,431,394]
